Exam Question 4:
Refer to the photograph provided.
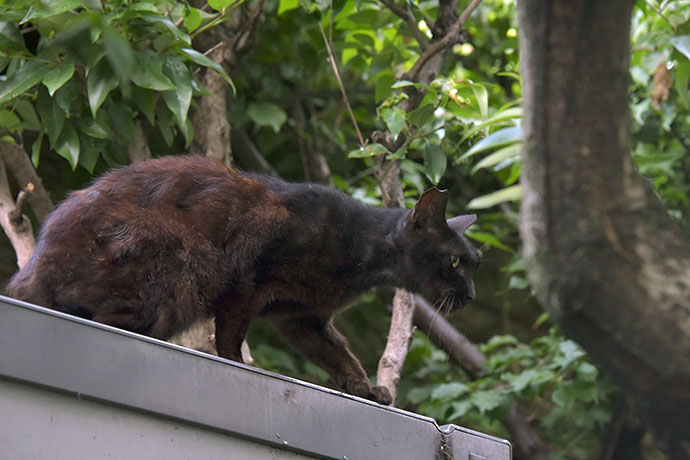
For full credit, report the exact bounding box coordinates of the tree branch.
[0,159,35,269]
[127,121,152,163]
[379,0,430,49]
[373,0,482,403]
[403,0,481,83]
[0,140,54,222]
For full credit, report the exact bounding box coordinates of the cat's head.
[402,187,480,313]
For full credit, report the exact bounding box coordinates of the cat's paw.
[370,385,393,405]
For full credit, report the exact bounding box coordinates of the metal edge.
[0,295,513,459]
[0,295,440,423]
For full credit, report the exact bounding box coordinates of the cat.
[7,155,479,405]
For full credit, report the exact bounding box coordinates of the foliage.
[399,329,619,459]
[1,0,687,456]
[0,0,235,171]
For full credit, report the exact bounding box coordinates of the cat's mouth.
[434,294,469,315]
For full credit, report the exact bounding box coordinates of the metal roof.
[0,295,511,459]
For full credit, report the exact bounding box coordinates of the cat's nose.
[466,280,476,302]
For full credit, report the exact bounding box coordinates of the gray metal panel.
[0,379,315,460]
[0,296,511,459]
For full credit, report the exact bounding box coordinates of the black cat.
[7,155,479,404]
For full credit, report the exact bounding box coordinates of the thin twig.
[380,0,430,49]
[318,24,366,148]
[203,41,225,57]
[404,0,482,81]
[8,183,34,225]
[644,0,675,29]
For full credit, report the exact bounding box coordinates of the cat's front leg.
[270,313,393,405]
[214,305,253,363]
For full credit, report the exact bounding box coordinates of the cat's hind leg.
[269,312,392,405]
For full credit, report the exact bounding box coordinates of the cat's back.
[7,156,287,311]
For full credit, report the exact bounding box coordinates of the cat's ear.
[447,214,477,234]
[411,187,449,227]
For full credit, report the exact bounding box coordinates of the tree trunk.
[518,1,690,456]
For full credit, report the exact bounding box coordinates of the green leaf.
[102,25,134,83]
[483,334,519,352]
[137,12,191,45]
[577,362,598,382]
[676,59,690,107]
[0,60,50,104]
[471,390,506,414]
[671,35,690,62]
[162,56,193,128]
[0,110,21,131]
[278,0,300,15]
[469,83,488,119]
[13,99,42,131]
[31,134,43,167]
[107,101,135,143]
[382,107,405,139]
[208,0,237,11]
[78,132,104,173]
[408,104,435,127]
[181,48,235,94]
[465,231,514,253]
[36,87,66,148]
[471,143,521,173]
[423,143,447,184]
[132,86,155,125]
[374,71,394,103]
[78,111,113,139]
[347,142,389,158]
[87,60,118,117]
[131,50,175,91]
[247,102,287,133]
[448,400,473,420]
[54,80,80,113]
[508,275,530,290]
[460,107,522,143]
[0,21,24,50]
[183,7,203,32]
[467,184,521,209]
[431,382,468,401]
[510,369,547,392]
[460,126,522,161]
[43,58,75,96]
[54,119,80,169]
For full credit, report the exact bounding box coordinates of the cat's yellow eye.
[450,255,460,268]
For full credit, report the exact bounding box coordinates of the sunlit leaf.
[347,142,389,158]
[671,35,690,61]
[423,143,447,184]
[183,7,202,32]
[382,107,405,139]
[278,0,300,15]
[471,143,521,173]
[467,185,521,209]
[459,126,522,161]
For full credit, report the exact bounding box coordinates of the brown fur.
[7,155,479,404]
